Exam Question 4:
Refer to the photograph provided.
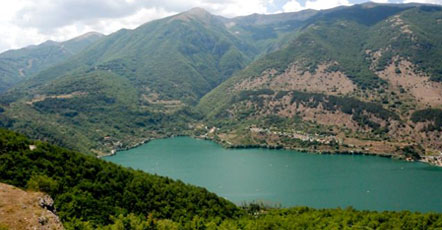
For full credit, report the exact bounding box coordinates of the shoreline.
[100,134,442,167]
[98,134,187,158]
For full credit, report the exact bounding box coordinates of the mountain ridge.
[0,3,441,162]
[0,31,104,92]
[197,3,442,163]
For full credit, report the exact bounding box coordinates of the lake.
[105,137,442,212]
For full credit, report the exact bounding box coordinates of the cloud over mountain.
[1,0,441,52]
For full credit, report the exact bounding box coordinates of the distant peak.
[170,7,213,22]
[82,31,104,37]
[186,7,211,15]
[359,2,383,8]
[71,32,104,41]
[40,40,59,46]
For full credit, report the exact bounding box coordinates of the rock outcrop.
[0,183,64,230]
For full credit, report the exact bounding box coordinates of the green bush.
[411,109,442,131]
[26,174,59,194]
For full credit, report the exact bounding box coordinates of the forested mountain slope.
[0,8,316,154]
[0,32,103,92]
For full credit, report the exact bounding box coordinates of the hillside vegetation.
[1,128,441,229]
[0,128,240,228]
[0,32,103,92]
[198,4,442,159]
[0,3,441,159]
[0,7,317,155]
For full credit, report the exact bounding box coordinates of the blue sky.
[0,0,441,52]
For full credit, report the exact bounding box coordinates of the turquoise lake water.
[105,137,442,212]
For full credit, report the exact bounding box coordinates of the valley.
[0,2,442,229]
[0,4,440,164]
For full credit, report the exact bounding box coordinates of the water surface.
[105,137,442,212]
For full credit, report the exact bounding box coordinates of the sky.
[0,0,441,53]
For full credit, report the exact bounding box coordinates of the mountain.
[0,8,316,154]
[0,3,441,160]
[1,128,440,229]
[0,32,104,92]
[18,8,258,102]
[198,3,442,159]
[223,9,319,53]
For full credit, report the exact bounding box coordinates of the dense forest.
[0,129,240,228]
[1,128,441,229]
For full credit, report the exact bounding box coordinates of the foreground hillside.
[0,128,240,228]
[198,4,442,164]
[1,128,442,229]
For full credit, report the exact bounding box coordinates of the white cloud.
[403,0,442,4]
[305,0,351,10]
[371,0,390,3]
[0,0,275,53]
[283,0,351,12]
[1,0,442,52]
[0,1,176,52]
[283,0,305,12]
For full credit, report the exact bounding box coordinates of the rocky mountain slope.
[198,3,442,162]
[0,32,103,92]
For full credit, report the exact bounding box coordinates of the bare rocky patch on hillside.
[26,91,88,105]
[234,63,356,95]
[377,59,442,107]
[388,15,413,35]
[0,183,64,230]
